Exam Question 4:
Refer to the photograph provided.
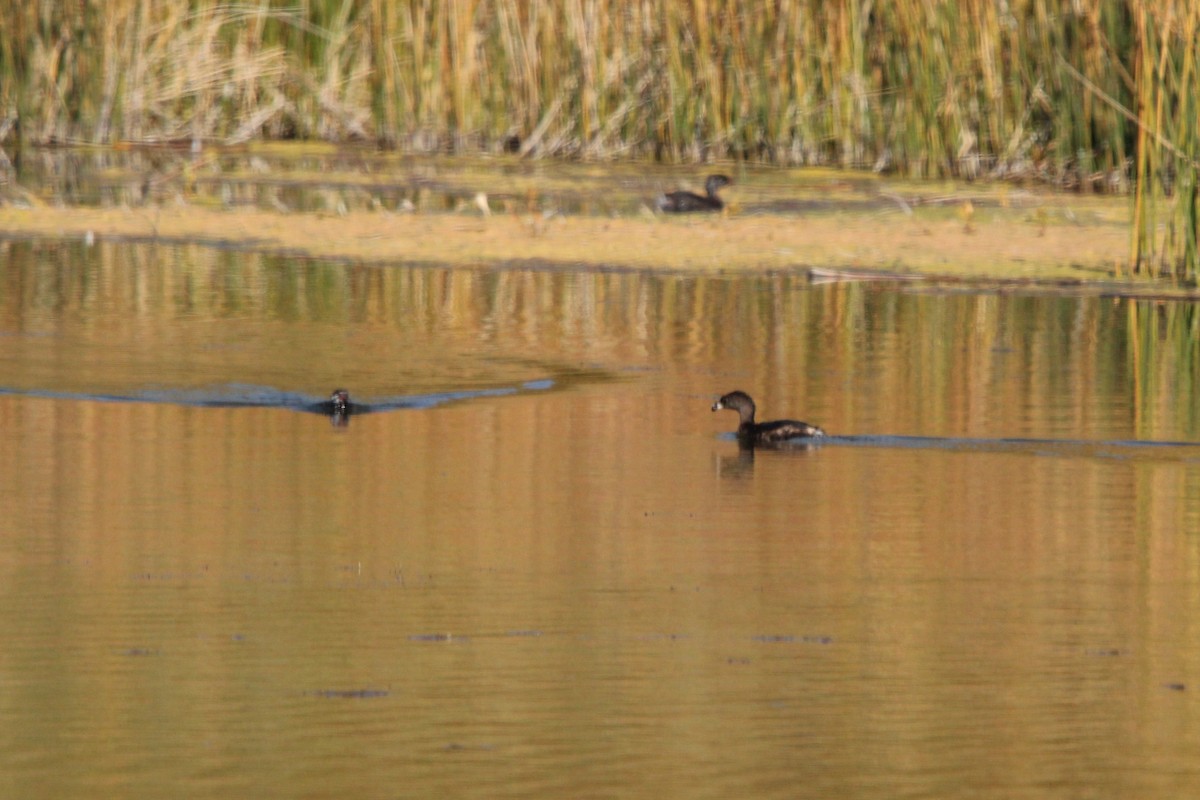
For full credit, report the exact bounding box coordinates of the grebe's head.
[712,390,754,414]
[706,174,732,194]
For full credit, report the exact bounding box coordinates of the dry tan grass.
[0,201,1149,291]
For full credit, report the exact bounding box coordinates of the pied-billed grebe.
[331,389,352,417]
[304,388,372,425]
[712,390,824,444]
[656,174,731,213]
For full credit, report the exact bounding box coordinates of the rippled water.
[3,239,1200,798]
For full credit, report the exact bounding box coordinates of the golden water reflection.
[2,240,1200,798]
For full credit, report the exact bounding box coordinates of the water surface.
[2,239,1200,798]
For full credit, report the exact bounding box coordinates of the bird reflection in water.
[714,438,824,480]
[716,446,757,479]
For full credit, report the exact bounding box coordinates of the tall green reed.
[1128,1,1199,277]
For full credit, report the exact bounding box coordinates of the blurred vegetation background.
[0,1,1196,274]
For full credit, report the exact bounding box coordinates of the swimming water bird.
[329,389,352,416]
[712,390,825,444]
[656,174,732,213]
[306,389,371,425]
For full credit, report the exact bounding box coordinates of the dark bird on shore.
[656,174,732,213]
[711,390,824,445]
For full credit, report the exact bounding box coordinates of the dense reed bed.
[0,0,1197,275]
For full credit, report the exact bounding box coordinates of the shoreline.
[0,201,1185,298]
